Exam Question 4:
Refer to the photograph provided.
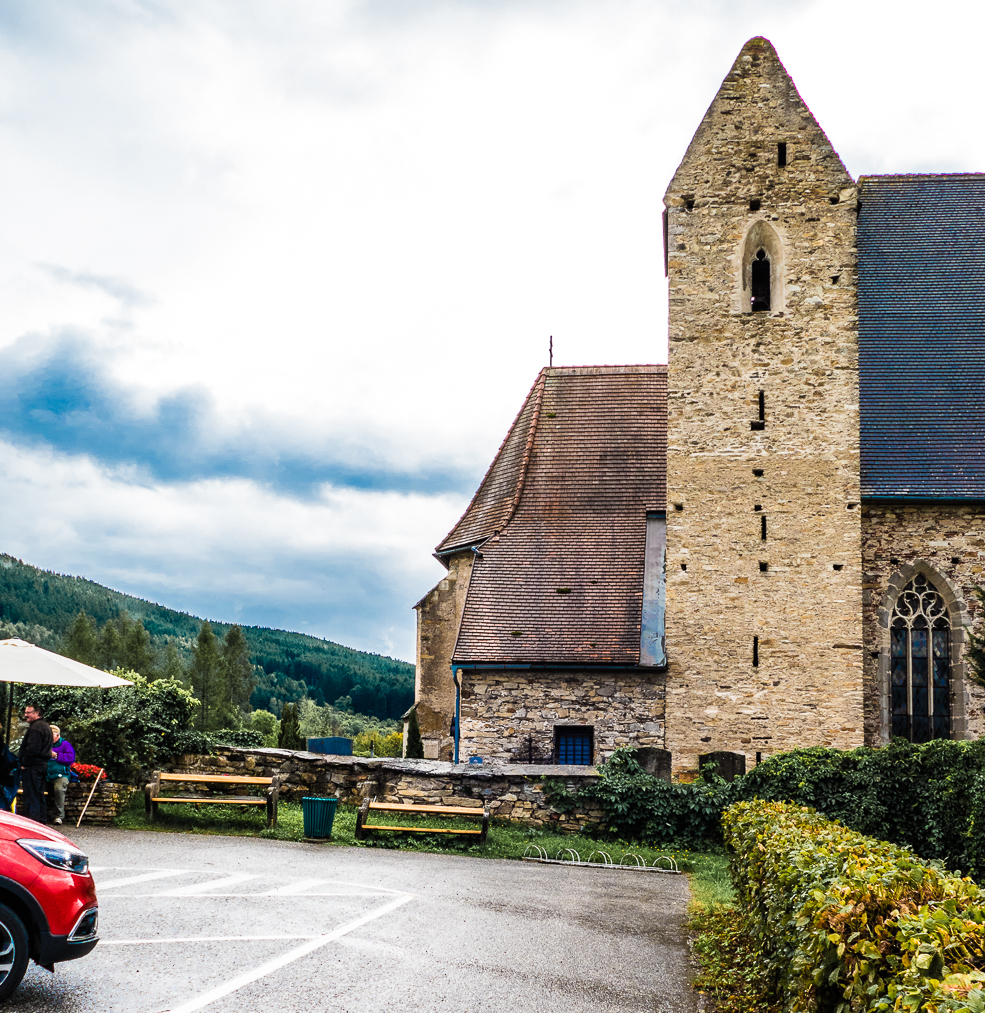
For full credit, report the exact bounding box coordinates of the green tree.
[277,702,304,750]
[190,621,223,730]
[119,617,156,677]
[100,621,122,671]
[162,641,185,682]
[250,709,278,747]
[63,611,100,667]
[221,625,255,719]
[405,708,424,759]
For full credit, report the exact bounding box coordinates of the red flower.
[71,763,107,781]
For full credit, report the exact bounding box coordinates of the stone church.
[413,37,985,772]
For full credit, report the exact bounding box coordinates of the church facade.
[413,38,985,771]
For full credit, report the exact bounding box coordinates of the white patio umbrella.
[0,639,133,688]
[0,639,133,749]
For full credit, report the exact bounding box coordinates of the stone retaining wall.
[165,747,603,831]
[63,781,136,826]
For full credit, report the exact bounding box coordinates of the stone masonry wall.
[415,550,474,761]
[459,668,666,764]
[167,747,604,832]
[61,781,136,826]
[862,503,985,744]
[663,38,864,773]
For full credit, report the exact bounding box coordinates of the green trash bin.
[302,796,339,841]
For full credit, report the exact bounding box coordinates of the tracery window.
[890,574,950,742]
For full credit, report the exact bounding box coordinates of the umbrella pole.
[3,683,12,751]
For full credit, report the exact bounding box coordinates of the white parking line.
[157,874,259,896]
[159,893,415,1013]
[96,870,183,890]
[264,878,330,895]
[101,935,317,945]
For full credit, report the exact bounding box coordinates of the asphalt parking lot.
[10,828,697,1013]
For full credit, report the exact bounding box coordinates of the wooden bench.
[145,772,279,827]
[355,799,489,842]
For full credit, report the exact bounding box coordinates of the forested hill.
[0,554,414,721]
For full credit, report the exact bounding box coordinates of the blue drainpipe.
[451,665,462,764]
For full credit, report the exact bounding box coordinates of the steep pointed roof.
[435,370,546,556]
[446,365,667,665]
[666,37,852,201]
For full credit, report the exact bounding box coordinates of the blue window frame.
[555,727,593,765]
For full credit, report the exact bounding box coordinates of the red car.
[0,809,98,1000]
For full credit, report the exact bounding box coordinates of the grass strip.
[113,792,698,868]
[684,851,777,1013]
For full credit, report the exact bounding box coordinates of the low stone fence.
[164,748,604,832]
[62,781,137,826]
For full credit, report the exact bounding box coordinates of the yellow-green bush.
[724,800,985,1012]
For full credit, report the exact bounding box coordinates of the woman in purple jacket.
[46,726,76,825]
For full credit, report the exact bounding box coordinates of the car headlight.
[17,839,89,875]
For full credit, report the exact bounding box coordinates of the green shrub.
[545,746,738,845]
[249,709,279,747]
[724,800,985,1013]
[352,730,403,757]
[405,709,424,759]
[21,675,200,783]
[277,702,304,750]
[734,739,985,877]
[211,729,264,749]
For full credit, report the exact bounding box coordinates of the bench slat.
[151,796,267,805]
[361,824,483,834]
[367,803,483,817]
[159,773,272,785]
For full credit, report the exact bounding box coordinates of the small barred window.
[890,574,950,743]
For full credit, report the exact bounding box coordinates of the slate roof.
[858,174,985,499]
[443,365,667,666]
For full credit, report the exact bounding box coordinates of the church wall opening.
[863,503,985,745]
[741,220,785,315]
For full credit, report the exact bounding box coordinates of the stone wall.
[414,550,474,761]
[663,38,864,773]
[862,502,985,744]
[458,668,666,764]
[166,747,604,832]
[63,781,136,826]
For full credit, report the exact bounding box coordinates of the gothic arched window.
[740,221,783,314]
[890,574,951,742]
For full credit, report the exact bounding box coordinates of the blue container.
[302,796,339,840]
[307,736,353,756]
[469,756,483,764]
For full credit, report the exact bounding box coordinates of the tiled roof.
[448,366,667,665]
[435,372,544,555]
[859,175,985,499]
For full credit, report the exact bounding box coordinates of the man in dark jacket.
[20,704,53,823]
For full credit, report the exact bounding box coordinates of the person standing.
[46,725,75,826]
[20,705,53,824]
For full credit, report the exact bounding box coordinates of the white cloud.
[0,0,981,657]
[0,438,459,658]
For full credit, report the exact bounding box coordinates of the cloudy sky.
[0,0,981,662]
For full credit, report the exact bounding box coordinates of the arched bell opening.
[741,221,784,315]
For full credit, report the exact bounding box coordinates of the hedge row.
[724,801,985,1013]
[551,741,985,876]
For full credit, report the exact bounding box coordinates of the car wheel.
[0,903,29,1002]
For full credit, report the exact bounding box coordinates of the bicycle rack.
[521,844,682,874]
